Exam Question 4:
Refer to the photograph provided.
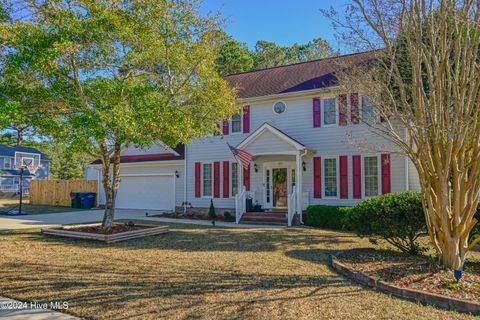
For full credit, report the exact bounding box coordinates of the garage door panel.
[116,175,174,211]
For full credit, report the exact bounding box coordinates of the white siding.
[186,92,412,208]
[408,159,421,191]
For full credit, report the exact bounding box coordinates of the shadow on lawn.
[25,223,357,253]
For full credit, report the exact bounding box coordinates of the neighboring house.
[85,51,420,225]
[0,144,50,194]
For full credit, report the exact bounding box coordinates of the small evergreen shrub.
[223,211,233,222]
[345,191,426,254]
[208,199,216,218]
[305,205,350,230]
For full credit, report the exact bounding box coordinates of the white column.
[296,151,303,222]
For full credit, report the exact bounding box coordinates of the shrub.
[208,199,216,218]
[223,211,233,222]
[305,205,350,230]
[345,191,426,254]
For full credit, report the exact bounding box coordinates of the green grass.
[0,199,85,214]
[0,222,478,320]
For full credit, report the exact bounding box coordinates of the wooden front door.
[272,168,288,208]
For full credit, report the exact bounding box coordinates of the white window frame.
[272,101,287,114]
[230,162,239,198]
[3,157,12,169]
[201,162,214,198]
[362,154,381,198]
[322,156,339,199]
[360,95,376,124]
[230,113,243,134]
[322,97,338,127]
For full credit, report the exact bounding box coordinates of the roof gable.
[0,144,49,160]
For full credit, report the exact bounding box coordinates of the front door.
[272,168,288,209]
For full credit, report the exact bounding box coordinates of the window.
[231,162,239,196]
[364,156,379,197]
[231,114,242,133]
[362,96,375,123]
[273,101,287,114]
[2,177,13,186]
[13,177,19,185]
[324,158,337,197]
[202,163,213,197]
[3,157,11,169]
[323,98,337,125]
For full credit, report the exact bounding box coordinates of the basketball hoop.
[13,151,42,216]
[22,158,39,175]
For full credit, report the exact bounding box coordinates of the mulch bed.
[68,224,147,235]
[336,249,480,303]
[151,212,235,222]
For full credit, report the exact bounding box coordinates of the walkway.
[0,209,284,230]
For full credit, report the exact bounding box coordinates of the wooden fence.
[30,180,98,207]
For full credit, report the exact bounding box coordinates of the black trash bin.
[79,192,96,209]
[245,198,253,212]
[70,192,81,208]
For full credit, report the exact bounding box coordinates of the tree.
[324,0,480,268]
[3,0,236,227]
[45,140,92,180]
[214,31,253,75]
[252,41,288,69]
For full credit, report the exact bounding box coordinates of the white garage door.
[116,175,175,211]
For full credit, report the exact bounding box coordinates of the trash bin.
[246,198,253,212]
[70,192,81,208]
[79,192,96,209]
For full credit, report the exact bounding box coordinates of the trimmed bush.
[305,205,350,230]
[345,191,426,254]
[223,211,234,222]
[208,199,216,218]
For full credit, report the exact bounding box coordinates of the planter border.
[41,223,168,243]
[331,250,480,315]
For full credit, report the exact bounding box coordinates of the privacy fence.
[30,180,98,207]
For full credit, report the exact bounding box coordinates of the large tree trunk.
[101,142,122,228]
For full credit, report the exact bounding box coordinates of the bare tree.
[324,0,480,269]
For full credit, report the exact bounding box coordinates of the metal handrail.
[235,186,246,224]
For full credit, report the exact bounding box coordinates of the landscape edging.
[331,251,480,315]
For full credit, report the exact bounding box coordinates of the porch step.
[240,212,287,225]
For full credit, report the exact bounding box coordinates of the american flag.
[228,143,253,169]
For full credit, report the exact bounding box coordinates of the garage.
[115,174,175,211]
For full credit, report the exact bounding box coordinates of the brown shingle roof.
[224,51,375,99]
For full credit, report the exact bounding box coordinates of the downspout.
[404,127,409,191]
[183,145,188,214]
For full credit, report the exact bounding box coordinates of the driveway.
[0,209,283,230]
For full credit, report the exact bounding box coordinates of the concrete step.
[243,212,287,218]
[239,220,286,226]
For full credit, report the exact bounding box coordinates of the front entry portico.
[234,123,313,226]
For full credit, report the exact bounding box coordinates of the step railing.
[287,186,297,227]
[235,186,246,224]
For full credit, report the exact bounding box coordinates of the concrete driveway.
[0,209,283,230]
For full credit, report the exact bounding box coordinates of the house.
[0,144,50,194]
[85,51,420,225]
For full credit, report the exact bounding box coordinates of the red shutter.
[313,157,322,198]
[195,162,201,198]
[339,94,348,126]
[351,93,359,124]
[222,120,229,135]
[352,155,361,199]
[340,156,348,199]
[243,166,250,191]
[213,161,220,198]
[223,161,229,198]
[313,98,321,128]
[381,154,391,194]
[243,105,250,133]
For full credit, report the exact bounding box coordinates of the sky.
[201,0,351,53]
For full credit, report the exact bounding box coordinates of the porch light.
[254,163,258,172]
[302,161,306,172]
[175,170,180,178]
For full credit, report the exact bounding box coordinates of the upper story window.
[273,101,287,114]
[324,157,338,197]
[3,157,11,169]
[364,156,379,197]
[362,96,376,123]
[202,163,213,197]
[231,114,242,133]
[323,98,337,126]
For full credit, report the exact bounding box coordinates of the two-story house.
[0,144,50,194]
[85,51,420,225]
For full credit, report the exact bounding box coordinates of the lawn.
[0,223,478,320]
[0,199,83,214]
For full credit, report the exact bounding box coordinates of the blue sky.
[201,0,350,53]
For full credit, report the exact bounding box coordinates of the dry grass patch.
[0,223,478,320]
